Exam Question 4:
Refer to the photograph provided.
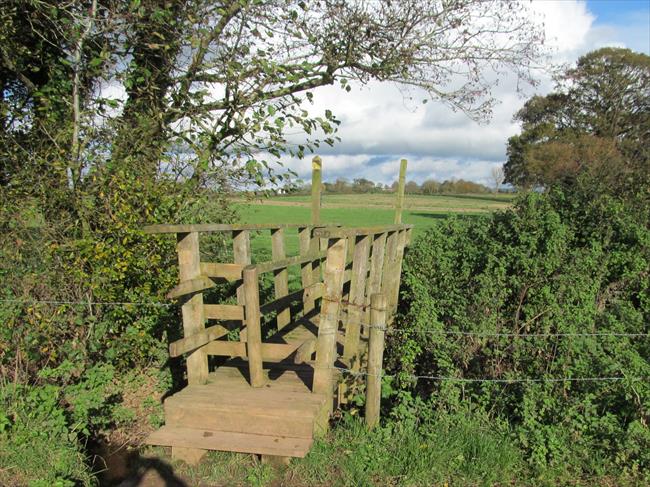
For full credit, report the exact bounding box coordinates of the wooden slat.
[294,339,317,364]
[366,232,387,325]
[203,304,244,321]
[202,341,301,361]
[312,224,413,238]
[381,230,399,311]
[389,229,408,312]
[166,275,215,299]
[243,267,264,387]
[169,324,228,357]
[252,250,326,275]
[299,226,318,313]
[366,293,387,429]
[199,262,243,281]
[144,223,310,234]
[176,232,208,385]
[343,234,371,359]
[146,426,313,458]
[271,228,290,330]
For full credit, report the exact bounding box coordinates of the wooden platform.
[147,361,330,458]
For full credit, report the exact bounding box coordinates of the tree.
[504,48,650,190]
[490,166,504,193]
[421,179,441,195]
[405,180,420,194]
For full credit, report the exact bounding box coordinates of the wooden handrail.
[259,282,323,315]
[313,224,413,238]
[144,223,311,234]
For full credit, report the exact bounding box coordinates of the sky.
[286,0,650,187]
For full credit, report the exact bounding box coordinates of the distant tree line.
[286,177,494,195]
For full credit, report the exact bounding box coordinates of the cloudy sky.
[287,0,650,187]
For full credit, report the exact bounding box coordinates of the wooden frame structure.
[144,221,412,462]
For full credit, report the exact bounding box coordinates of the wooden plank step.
[146,426,313,457]
[164,403,315,438]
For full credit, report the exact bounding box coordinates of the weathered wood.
[311,156,322,224]
[299,227,318,313]
[253,250,325,275]
[343,235,371,359]
[294,338,317,364]
[176,232,208,385]
[243,267,264,387]
[313,237,347,414]
[148,426,313,458]
[144,223,308,234]
[394,158,407,224]
[169,324,228,357]
[366,232,387,325]
[233,230,251,342]
[203,304,245,321]
[202,341,301,361]
[366,293,387,429]
[166,275,215,299]
[389,230,408,312]
[271,228,291,330]
[313,224,413,238]
[381,230,399,313]
[199,262,243,281]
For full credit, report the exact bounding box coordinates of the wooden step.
[146,426,313,457]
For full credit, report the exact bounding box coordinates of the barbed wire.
[329,366,648,384]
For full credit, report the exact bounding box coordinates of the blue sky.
[283,0,650,187]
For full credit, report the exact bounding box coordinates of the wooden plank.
[144,223,309,234]
[389,229,408,313]
[271,228,291,330]
[169,324,228,357]
[166,275,215,299]
[252,251,325,275]
[202,341,301,361]
[343,235,371,359]
[312,224,413,238]
[243,267,264,387]
[176,232,208,385]
[203,304,244,321]
[313,237,347,415]
[394,158,407,224]
[311,156,322,224]
[294,339,317,364]
[233,230,251,342]
[381,230,399,309]
[165,403,314,438]
[299,226,318,313]
[199,262,243,281]
[146,426,313,458]
[366,293,387,429]
[366,232,387,325]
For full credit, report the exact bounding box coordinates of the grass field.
[234,192,513,258]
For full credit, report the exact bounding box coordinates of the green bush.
[389,189,650,480]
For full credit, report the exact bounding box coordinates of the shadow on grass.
[409,212,484,220]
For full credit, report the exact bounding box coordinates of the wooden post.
[271,228,290,329]
[394,158,407,224]
[366,293,387,429]
[343,234,371,359]
[299,226,318,314]
[311,156,322,225]
[381,230,399,313]
[313,237,347,413]
[389,229,408,313]
[233,230,251,341]
[243,267,265,387]
[176,232,208,385]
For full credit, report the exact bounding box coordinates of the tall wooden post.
[366,293,387,429]
[176,232,208,385]
[343,234,371,360]
[243,267,264,387]
[394,158,407,224]
[311,156,322,225]
[233,230,251,342]
[271,228,290,329]
[313,237,347,414]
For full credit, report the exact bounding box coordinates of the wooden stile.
[365,293,387,429]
